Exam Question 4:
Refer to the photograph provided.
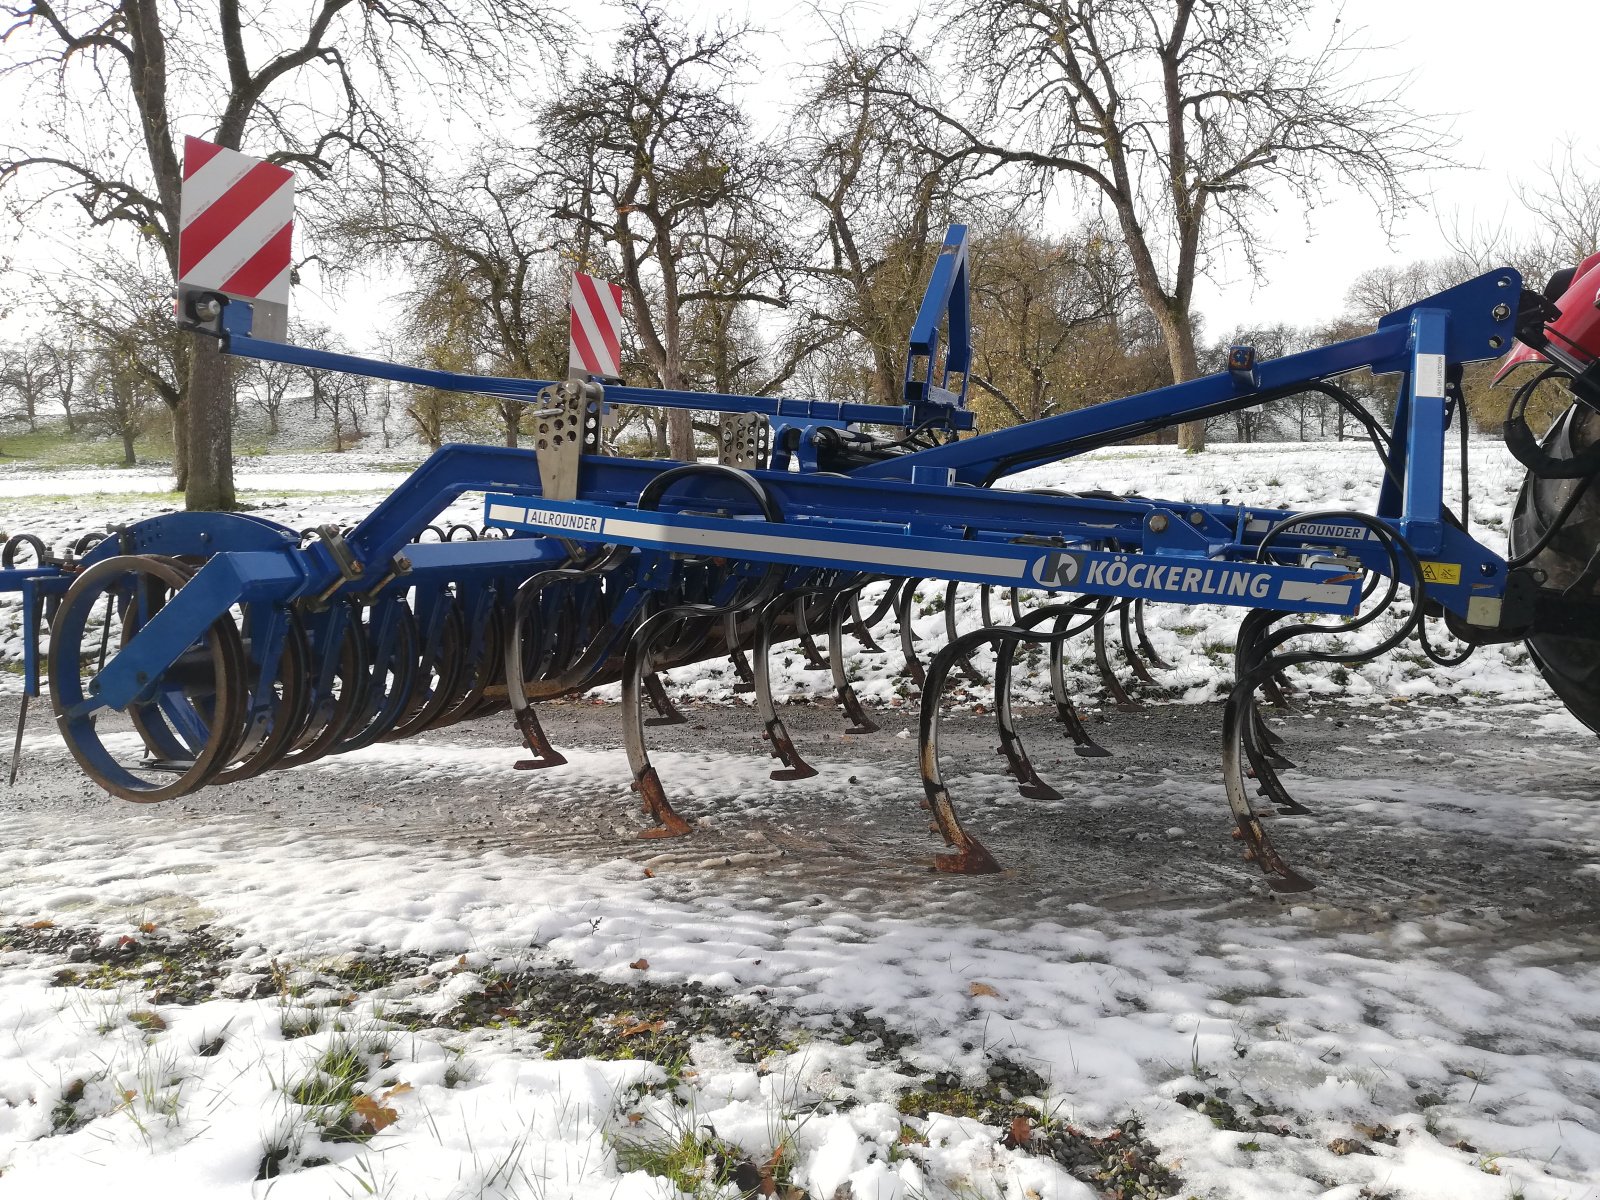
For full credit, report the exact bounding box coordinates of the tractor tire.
[1510,401,1600,733]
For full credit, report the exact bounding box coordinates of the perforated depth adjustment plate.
[534,381,605,500]
[717,412,770,470]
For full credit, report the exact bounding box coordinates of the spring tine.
[1231,619,1289,742]
[846,580,892,655]
[1009,587,1025,624]
[1240,692,1311,815]
[1233,624,1299,776]
[753,591,817,781]
[7,690,28,786]
[1263,670,1296,710]
[795,594,830,670]
[828,590,878,734]
[993,632,1062,801]
[513,702,567,768]
[1091,599,1141,711]
[1034,598,1112,757]
[943,580,987,684]
[1132,599,1171,669]
[643,668,689,727]
[918,628,1004,874]
[896,578,926,687]
[621,611,693,839]
[1219,610,1315,890]
[1117,599,1159,684]
[725,611,757,693]
[979,585,996,628]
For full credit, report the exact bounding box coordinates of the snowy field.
[0,440,1597,1200]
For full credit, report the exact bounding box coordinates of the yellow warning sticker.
[1420,560,1461,585]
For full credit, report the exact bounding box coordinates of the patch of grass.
[405,966,823,1068]
[1028,1114,1185,1198]
[0,420,174,469]
[614,1128,745,1197]
[280,1010,325,1040]
[287,1032,395,1145]
[896,1062,1047,1122]
[51,1076,94,1135]
[6,922,239,1005]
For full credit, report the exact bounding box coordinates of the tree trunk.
[170,400,188,491]
[502,402,519,448]
[666,408,694,460]
[122,431,136,466]
[62,401,75,435]
[185,339,235,510]
[1158,309,1206,452]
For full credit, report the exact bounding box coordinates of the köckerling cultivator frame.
[6,225,1600,893]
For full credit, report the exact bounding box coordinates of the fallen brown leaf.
[968,981,1004,999]
[629,958,649,970]
[1005,1115,1033,1148]
[351,1094,399,1133]
[619,1020,666,1038]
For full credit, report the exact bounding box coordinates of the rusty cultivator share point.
[5,138,1600,893]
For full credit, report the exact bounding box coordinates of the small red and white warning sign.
[177,135,294,341]
[569,272,624,381]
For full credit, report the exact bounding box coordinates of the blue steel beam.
[861,270,1521,484]
[484,496,1364,616]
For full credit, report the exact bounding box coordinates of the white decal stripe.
[1278,579,1353,605]
[178,177,294,289]
[593,281,623,348]
[180,151,254,226]
[570,283,616,376]
[488,502,527,524]
[599,517,1029,580]
[256,262,293,307]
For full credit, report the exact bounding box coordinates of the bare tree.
[0,339,55,430]
[1519,143,1600,280]
[539,1,788,459]
[792,26,985,407]
[33,249,190,474]
[867,0,1443,450]
[339,149,570,447]
[967,220,1130,427]
[1,0,563,507]
[237,355,300,439]
[82,346,160,465]
[43,336,85,434]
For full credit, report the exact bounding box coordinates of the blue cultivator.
[7,223,1600,893]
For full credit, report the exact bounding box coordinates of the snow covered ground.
[0,439,1597,1199]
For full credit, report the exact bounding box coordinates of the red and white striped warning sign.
[569,273,624,381]
[178,135,294,339]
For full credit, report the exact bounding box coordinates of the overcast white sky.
[707,0,1600,333]
[4,0,1598,348]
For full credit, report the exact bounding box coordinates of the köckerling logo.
[1032,550,1083,588]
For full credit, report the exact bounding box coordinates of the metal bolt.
[1148,514,1169,533]
[193,296,221,321]
[1188,511,1205,526]
[1491,303,1511,322]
